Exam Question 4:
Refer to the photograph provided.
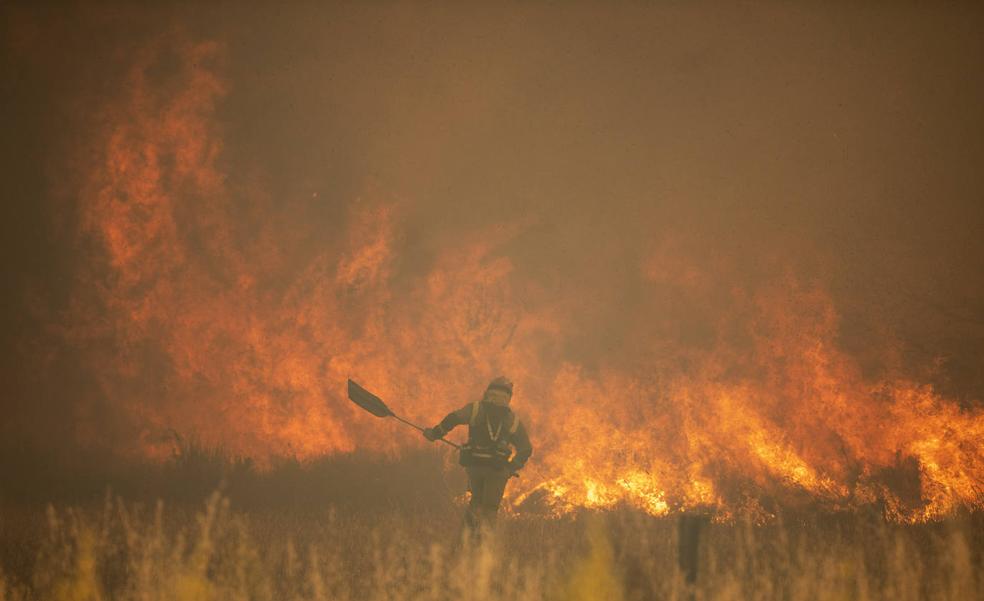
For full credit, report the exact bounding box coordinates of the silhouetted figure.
[678,512,710,598]
[423,377,533,533]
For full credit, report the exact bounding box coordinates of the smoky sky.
[2,1,983,462]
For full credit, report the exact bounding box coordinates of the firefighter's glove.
[422,427,440,442]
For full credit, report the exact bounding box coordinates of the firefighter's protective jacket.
[433,401,533,469]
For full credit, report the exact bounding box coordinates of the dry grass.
[0,446,980,600]
[0,493,980,601]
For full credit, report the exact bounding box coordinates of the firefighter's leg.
[476,468,509,527]
[465,467,487,532]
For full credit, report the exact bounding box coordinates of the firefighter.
[422,376,533,531]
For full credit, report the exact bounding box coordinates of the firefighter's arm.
[423,404,471,441]
[508,421,533,470]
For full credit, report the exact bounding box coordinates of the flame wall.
[4,3,983,521]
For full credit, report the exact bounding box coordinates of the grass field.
[0,448,980,601]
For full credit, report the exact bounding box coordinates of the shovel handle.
[391,414,462,450]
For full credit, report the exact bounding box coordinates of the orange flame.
[62,34,982,522]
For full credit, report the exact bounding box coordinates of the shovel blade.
[347,379,394,418]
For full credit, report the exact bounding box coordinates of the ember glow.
[10,5,984,523]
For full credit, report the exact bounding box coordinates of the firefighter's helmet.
[483,376,513,405]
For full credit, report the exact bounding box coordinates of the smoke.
[3,2,983,518]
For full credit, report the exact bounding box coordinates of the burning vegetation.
[37,24,979,524]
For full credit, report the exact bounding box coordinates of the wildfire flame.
[59,34,982,523]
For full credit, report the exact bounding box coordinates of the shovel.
[347,379,461,449]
